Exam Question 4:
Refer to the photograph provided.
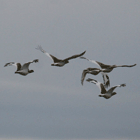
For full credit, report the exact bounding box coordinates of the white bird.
[80,56,136,73]
[81,67,110,88]
[86,78,126,99]
[4,59,39,76]
[36,45,86,67]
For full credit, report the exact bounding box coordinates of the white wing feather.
[36,45,53,60]
[80,57,100,67]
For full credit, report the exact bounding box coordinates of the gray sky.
[0,0,139,140]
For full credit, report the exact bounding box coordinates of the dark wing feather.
[64,51,86,61]
[4,62,15,67]
[81,70,88,85]
[107,83,126,93]
[33,59,39,63]
[16,63,22,71]
[96,61,111,69]
[81,68,101,85]
[117,64,136,67]
[107,86,118,93]
[49,54,62,63]
[22,59,39,70]
[4,62,21,71]
[86,68,101,74]
[86,78,97,83]
[100,83,107,94]
[101,73,110,88]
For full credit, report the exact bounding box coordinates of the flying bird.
[81,68,110,88]
[36,45,86,67]
[80,56,136,73]
[4,59,39,76]
[86,78,126,99]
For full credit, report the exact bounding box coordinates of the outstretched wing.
[64,51,86,61]
[49,54,62,63]
[116,64,136,68]
[22,59,39,70]
[4,62,21,71]
[81,69,88,85]
[36,45,61,63]
[81,68,101,85]
[107,84,126,93]
[80,57,101,67]
[80,57,111,69]
[86,78,107,94]
[101,72,110,88]
[86,78,98,84]
[95,61,112,69]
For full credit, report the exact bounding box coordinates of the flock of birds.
[4,46,136,99]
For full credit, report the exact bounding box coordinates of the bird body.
[51,61,68,67]
[36,46,86,67]
[86,78,126,99]
[4,59,39,76]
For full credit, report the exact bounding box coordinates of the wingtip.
[4,63,8,67]
[81,50,86,55]
[35,45,39,49]
[80,56,86,59]
[35,47,40,51]
[131,64,137,67]
[35,45,42,50]
[35,59,39,63]
[86,78,92,82]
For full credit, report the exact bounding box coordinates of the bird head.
[29,70,34,73]
[112,92,117,96]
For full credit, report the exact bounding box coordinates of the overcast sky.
[0,0,140,140]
